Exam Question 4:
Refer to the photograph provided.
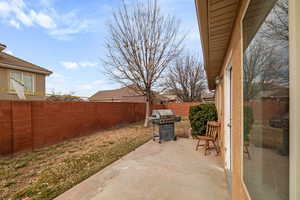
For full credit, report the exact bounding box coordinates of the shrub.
[244,106,254,141]
[189,104,218,136]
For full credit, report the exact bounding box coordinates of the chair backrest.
[205,121,220,141]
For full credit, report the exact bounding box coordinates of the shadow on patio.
[55,138,230,200]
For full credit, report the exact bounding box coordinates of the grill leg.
[152,124,155,141]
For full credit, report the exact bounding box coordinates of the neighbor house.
[89,85,163,104]
[0,44,52,100]
[195,0,299,200]
[201,93,215,102]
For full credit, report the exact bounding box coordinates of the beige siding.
[0,67,8,89]
[35,74,45,94]
[214,0,250,199]
[0,67,46,100]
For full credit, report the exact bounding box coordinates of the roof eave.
[0,62,52,75]
[195,0,216,90]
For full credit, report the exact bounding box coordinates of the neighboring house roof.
[161,94,178,101]
[89,85,165,104]
[0,52,52,75]
[89,85,144,101]
[0,43,6,51]
[256,86,289,99]
[201,93,215,101]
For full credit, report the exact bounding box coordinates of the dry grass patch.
[0,122,152,200]
[175,118,191,138]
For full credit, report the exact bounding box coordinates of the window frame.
[241,0,290,199]
[9,71,35,94]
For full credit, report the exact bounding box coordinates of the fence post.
[31,102,34,151]
[10,101,14,157]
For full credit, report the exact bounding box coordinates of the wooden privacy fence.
[0,100,215,156]
[0,101,146,156]
[245,101,289,121]
[152,102,215,117]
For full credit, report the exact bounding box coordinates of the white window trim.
[9,71,35,94]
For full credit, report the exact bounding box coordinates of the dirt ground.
[0,119,190,200]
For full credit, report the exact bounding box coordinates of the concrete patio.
[55,138,229,200]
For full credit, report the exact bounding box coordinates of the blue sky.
[0,0,203,97]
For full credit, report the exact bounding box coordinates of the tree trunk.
[144,99,150,127]
[144,90,151,127]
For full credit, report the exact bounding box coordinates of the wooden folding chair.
[195,121,220,155]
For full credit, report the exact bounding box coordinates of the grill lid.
[151,109,174,118]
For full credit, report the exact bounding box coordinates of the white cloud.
[15,9,33,26]
[11,0,26,8]
[46,72,72,94]
[50,72,69,83]
[30,10,56,29]
[93,80,105,85]
[77,80,106,91]
[48,10,93,40]
[61,61,98,69]
[61,61,79,69]
[0,1,11,17]
[78,62,97,67]
[3,49,13,55]
[47,74,120,97]
[0,0,94,40]
[75,79,119,96]
[8,19,20,28]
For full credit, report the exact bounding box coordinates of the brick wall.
[0,101,146,156]
[152,102,215,117]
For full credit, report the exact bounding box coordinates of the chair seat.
[196,136,214,141]
[195,121,220,155]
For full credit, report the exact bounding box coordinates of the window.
[10,71,34,93]
[243,0,289,199]
[23,74,33,92]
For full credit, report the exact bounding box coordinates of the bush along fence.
[0,101,146,156]
[189,104,218,136]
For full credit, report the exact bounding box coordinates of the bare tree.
[103,0,185,127]
[243,39,288,101]
[164,54,206,102]
[261,0,288,45]
[47,91,84,101]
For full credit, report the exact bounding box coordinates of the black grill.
[149,109,181,143]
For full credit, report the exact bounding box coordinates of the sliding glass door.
[243,0,289,199]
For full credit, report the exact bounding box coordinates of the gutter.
[0,62,52,75]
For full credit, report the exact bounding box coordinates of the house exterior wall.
[214,0,250,199]
[0,68,8,89]
[213,0,299,200]
[216,79,226,164]
[35,74,45,95]
[0,67,47,100]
